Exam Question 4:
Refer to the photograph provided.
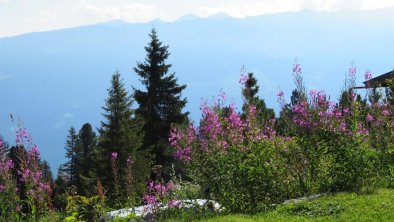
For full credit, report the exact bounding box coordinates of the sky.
[1,0,394,37]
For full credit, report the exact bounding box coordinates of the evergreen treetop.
[241,72,275,123]
[133,29,188,174]
[64,127,80,187]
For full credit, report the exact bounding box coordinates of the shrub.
[66,195,106,221]
[171,95,303,212]
[0,124,52,221]
[170,64,393,213]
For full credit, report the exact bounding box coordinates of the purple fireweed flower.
[23,168,30,180]
[0,184,5,193]
[366,113,374,122]
[127,157,134,165]
[228,109,243,129]
[340,121,347,132]
[111,152,118,160]
[38,181,50,193]
[4,160,14,170]
[29,145,40,159]
[166,181,174,190]
[348,66,357,77]
[147,180,155,192]
[277,90,284,98]
[186,124,196,144]
[200,102,223,143]
[364,70,372,80]
[248,105,257,116]
[15,205,22,212]
[154,183,167,196]
[173,146,192,162]
[147,180,174,198]
[277,89,286,107]
[168,199,181,208]
[218,89,227,101]
[143,194,157,205]
[309,89,317,98]
[358,123,369,135]
[16,127,31,146]
[382,109,390,116]
[293,63,302,74]
[239,73,249,85]
[169,127,182,147]
[317,91,326,104]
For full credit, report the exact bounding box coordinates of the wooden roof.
[354,70,394,89]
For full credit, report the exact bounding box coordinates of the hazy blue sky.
[1,0,394,37]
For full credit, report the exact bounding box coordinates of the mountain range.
[1,8,393,175]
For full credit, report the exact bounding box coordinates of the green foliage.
[191,138,301,213]
[66,195,106,222]
[113,213,138,222]
[171,181,201,201]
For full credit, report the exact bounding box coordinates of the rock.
[106,199,222,220]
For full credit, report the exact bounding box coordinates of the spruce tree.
[64,127,80,189]
[275,90,303,137]
[133,29,188,176]
[97,71,151,202]
[241,72,275,123]
[39,160,53,184]
[77,123,97,195]
[53,164,69,210]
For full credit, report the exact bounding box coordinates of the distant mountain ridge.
[1,9,393,174]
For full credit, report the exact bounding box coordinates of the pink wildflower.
[143,195,157,205]
[111,151,118,160]
[293,63,302,74]
[348,66,357,77]
[366,113,374,123]
[168,199,181,208]
[277,90,284,99]
[364,70,372,80]
[239,73,249,85]
[382,109,390,116]
[127,158,134,165]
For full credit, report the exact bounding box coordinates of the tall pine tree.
[133,29,188,176]
[77,123,97,195]
[97,71,151,202]
[64,127,80,189]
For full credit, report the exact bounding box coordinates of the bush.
[170,98,303,212]
[66,195,106,221]
[0,125,52,221]
[170,65,393,213]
